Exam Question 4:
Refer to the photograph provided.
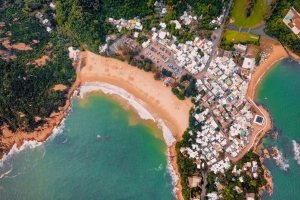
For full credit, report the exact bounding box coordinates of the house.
[242,57,255,69]
[235,43,247,52]
[46,27,52,33]
[235,186,243,194]
[135,22,143,30]
[99,44,108,53]
[50,2,56,9]
[217,183,224,191]
[170,20,181,29]
[142,40,150,48]
[158,31,166,39]
[283,7,300,38]
[207,192,218,200]
[160,22,166,29]
[68,46,80,61]
[133,32,139,38]
[42,19,51,26]
[188,176,202,188]
[246,193,255,200]
[35,12,43,20]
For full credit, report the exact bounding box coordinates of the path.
[200,170,208,200]
[203,0,234,73]
[227,24,273,39]
[228,98,270,162]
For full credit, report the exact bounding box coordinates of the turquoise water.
[257,59,300,199]
[0,93,175,200]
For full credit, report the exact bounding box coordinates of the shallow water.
[0,93,175,200]
[257,59,300,199]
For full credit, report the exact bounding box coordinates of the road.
[203,0,234,75]
[227,24,273,39]
[200,170,208,200]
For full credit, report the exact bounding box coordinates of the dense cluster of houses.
[107,17,143,32]
[178,43,266,199]
[35,3,56,33]
[151,31,213,74]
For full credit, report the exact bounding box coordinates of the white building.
[50,2,56,9]
[242,57,255,69]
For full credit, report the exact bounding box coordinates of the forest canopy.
[55,0,154,51]
[265,0,300,55]
[0,1,76,132]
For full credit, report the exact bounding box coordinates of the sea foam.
[273,147,289,171]
[80,82,178,196]
[0,94,74,168]
[292,140,300,165]
[79,82,176,146]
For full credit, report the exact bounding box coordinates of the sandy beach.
[245,41,288,195]
[0,50,191,199]
[80,51,193,200]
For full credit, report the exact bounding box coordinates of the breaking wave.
[273,147,289,171]
[292,140,300,165]
[79,82,176,146]
[0,94,75,168]
[80,82,178,196]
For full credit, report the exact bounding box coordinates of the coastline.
[80,51,193,200]
[247,42,288,195]
[0,50,191,199]
[285,47,300,62]
[0,62,81,159]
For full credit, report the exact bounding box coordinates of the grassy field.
[231,0,267,28]
[223,30,259,43]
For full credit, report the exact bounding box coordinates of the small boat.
[265,97,267,99]
[97,135,101,138]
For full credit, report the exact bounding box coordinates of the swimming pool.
[285,13,293,21]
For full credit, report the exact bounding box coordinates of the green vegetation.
[186,0,230,29]
[220,30,259,50]
[218,151,267,200]
[224,30,259,43]
[171,74,199,100]
[0,2,76,132]
[230,0,267,28]
[164,0,229,29]
[265,0,300,56]
[55,0,154,52]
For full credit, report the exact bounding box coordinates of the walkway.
[203,0,234,73]
[227,24,273,39]
[200,170,208,200]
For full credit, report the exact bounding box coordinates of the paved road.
[227,24,273,39]
[203,0,234,75]
[200,170,208,200]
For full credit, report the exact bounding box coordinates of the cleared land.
[231,0,267,28]
[223,30,259,43]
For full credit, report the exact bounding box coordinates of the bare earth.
[0,68,81,165]
[0,41,290,198]
[2,38,32,50]
[34,55,49,66]
[80,51,193,200]
[53,84,67,91]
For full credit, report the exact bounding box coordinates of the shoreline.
[0,61,81,159]
[0,50,191,200]
[247,42,289,195]
[80,51,193,200]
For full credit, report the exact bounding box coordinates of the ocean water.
[257,59,300,199]
[0,92,176,200]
